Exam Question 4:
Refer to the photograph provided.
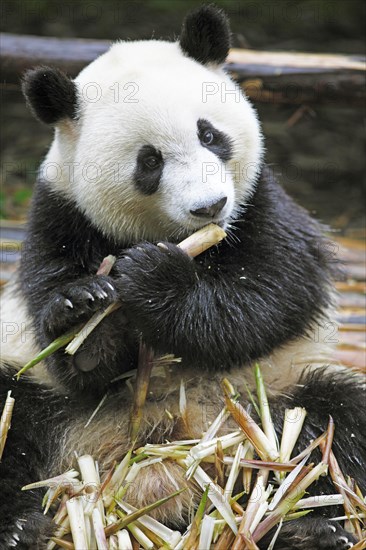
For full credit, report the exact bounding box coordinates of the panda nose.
[190,197,227,219]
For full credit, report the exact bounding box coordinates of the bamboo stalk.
[183,485,209,550]
[117,500,182,548]
[279,407,307,464]
[65,303,121,355]
[222,379,279,462]
[0,390,15,459]
[92,508,108,550]
[255,363,278,453]
[252,462,328,543]
[129,342,155,442]
[176,223,226,256]
[66,497,88,550]
[215,440,225,488]
[198,515,216,550]
[65,256,117,355]
[232,470,270,549]
[16,327,81,378]
[50,538,74,550]
[321,416,335,465]
[105,488,185,537]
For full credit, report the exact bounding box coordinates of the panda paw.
[259,517,358,550]
[115,241,196,304]
[42,274,118,337]
[1,514,54,550]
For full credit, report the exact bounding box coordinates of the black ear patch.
[180,4,231,65]
[22,67,78,125]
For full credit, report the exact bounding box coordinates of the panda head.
[23,5,263,243]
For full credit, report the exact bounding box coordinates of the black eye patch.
[133,145,164,195]
[197,119,233,162]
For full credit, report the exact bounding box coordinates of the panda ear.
[22,67,78,125]
[179,4,231,65]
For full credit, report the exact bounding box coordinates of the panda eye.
[143,155,161,170]
[201,129,214,145]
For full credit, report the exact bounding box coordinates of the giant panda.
[0,5,365,549]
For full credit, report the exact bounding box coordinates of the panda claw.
[64,298,73,309]
[328,525,337,533]
[106,282,115,291]
[85,291,95,301]
[339,537,353,548]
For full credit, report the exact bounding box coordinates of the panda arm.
[116,173,333,368]
[18,183,139,392]
[19,182,122,342]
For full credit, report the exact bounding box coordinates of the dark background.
[1,0,365,235]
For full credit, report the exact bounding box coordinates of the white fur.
[43,40,263,243]
[0,277,53,385]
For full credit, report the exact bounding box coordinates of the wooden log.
[0,33,110,80]
[0,33,365,106]
[228,48,365,106]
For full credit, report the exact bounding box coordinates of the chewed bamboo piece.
[175,222,227,256]
[65,302,120,356]
[0,390,15,459]
[21,365,365,549]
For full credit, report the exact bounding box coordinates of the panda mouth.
[184,217,228,232]
[204,216,227,227]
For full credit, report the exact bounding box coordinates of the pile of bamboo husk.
[18,363,366,549]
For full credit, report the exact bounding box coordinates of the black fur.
[180,4,231,65]
[260,517,358,550]
[18,166,332,395]
[197,118,233,162]
[0,370,69,549]
[22,67,78,124]
[133,145,164,195]
[18,183,137,394]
